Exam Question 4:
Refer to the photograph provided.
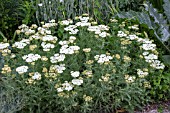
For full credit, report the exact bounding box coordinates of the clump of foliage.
[0,14,168,112]
[0,77,25,113]
[0,0,36,40]
[0,0,21,39]
[116,0,144,11]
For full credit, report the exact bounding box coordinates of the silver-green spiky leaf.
[163,0,170,23]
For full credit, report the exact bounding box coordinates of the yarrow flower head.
[94,54,113,64]
[71,71,80,78]
[16,66,28,74]
[32,72,41,80]
[72,79,83,85]
[22,53,41,63]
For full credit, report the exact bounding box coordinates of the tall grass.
[32,0,118,24]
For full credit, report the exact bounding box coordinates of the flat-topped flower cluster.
[0,15,166,112]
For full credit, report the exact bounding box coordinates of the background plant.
[0,0,21,39]
[0,0,36,40]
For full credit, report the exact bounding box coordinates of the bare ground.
[135,100,170,113]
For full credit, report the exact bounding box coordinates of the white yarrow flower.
[72,79,83,85]
[71,71,80,78]
[16,66,28,74]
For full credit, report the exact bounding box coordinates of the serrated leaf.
[144,1,170,42]
[116,11,154,29]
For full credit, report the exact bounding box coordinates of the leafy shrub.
[0,77,25,113]
[0,15,167,112]
[0,0,21,39]
[0,0,36,40]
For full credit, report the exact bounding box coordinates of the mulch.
[134,100,170,113]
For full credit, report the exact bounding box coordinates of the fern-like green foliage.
[116,1,170,53]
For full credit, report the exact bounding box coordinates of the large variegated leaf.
[144,1,170,42]
[163,0,170,23]
[117,10,154,29]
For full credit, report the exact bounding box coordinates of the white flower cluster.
[128,25,139,30]
[22,53,41,63]
[142,52,164,69]
[125,75,136,83]
[72,79,83,85]
[144,53,158,60]
[57,78,83,92]
[137,69,148,78]
[142,43,156,51]
[42,35,58,43]
[127,34,139,40]
[41,42,55,51]
[58,81,73,92]
[29,33,41,40]
[16,66,28,74]
[60,19,73,25]
[25,29,36,35]
[94,54,113,64]
[50,64,66,74]
[0,42,9,50]
[63,24,79,34]
[12,39,30,49]
[117,30,165,70]
[59,40,70,46]
[50,53,65,63]
[32,72,41,80]
[0,42,10,56]
[87,25,110,38]
[60,45,80,54]
[71,71,80,78]
[18,24,30,34]
[117,31,128,37]
[69,36,76,43]
[37,27,49,35]
[75,16,91,27]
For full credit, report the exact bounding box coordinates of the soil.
[134,100,170,113]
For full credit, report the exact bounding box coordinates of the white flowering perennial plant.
[71,71,80,78]
[12,39,30,49]
[0,42,10,50]
[50,53,65,63]
[41,42,55,51]
[32,72,41,80]
[94,54,113,64]
[0,15,168,112]
[117,29,165,70]
[22,54,41,63]
[16,66,29,74]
